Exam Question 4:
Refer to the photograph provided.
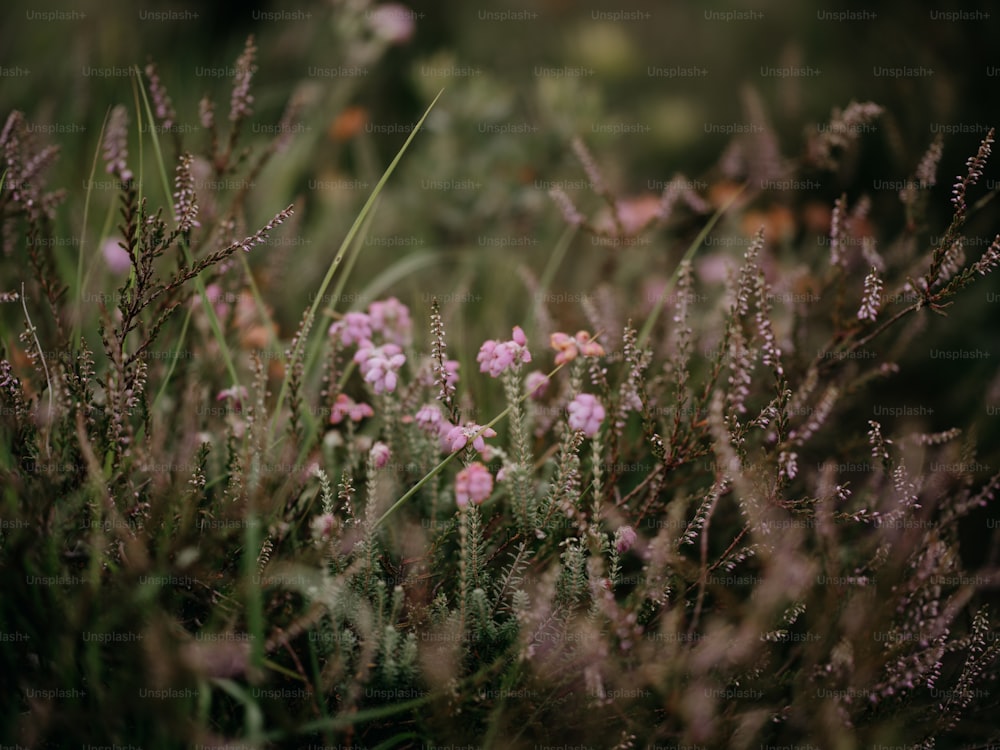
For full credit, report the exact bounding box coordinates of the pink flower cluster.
[524,371,549,399]
[216,385,249,411]
[567,393,605,437]
[311,512,336,540]
[414,403,445,432]
[412,406,497,458]
[455,462,493,507]
[354,341,406,394]
[370,441,391,469]
[368,3,416,45]
[550,330,605,366]
[328,297,412,347]
[446,422,497,457]
[368,297,412,346]
[614,525,637,554]
[329,393,374,424]
[477,326,531,377]
[329,311,372,346]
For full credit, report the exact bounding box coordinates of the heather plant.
[4,32,1000,750]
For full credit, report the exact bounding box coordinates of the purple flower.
[524,371,549,400]
[567,393,605,437]
[455,462,493,507]
[614,525,637,554]
[368,297,412,346]
[477,326,532,378]
[329,393,374,424]
[446,422,497,456]
[217,385,249,412]
[368,3,416,44]
[370,441,391,469]
[550,330,605,366]
[414,403,444,432]
[311,513,336,540]
[353,340,406,394]
[102,238,132,275]
[329,312,373,346]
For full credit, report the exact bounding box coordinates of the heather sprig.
[144,62,177,134]
[951,127,994,222]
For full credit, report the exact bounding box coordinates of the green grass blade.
[73,110,111,347]
[268,88,445,447]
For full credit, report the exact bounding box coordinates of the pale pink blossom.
[368,297,412,346]
[196,283,231,319]
[329,393,374,424]
[217,385,249,412]
[353,340,406,394]
[329,312,372,347]
[311,513,336,540]
[102,238,132,275]
[614,525,637,554]
[437,421,457,453]
[525,371,549,399]
[477,325,532,377]
[414,403,444,432]
[446,422,497,455]
[368,3,416,45]
[567,393,605,437]
[370,441,391,469]
[455,462,493,507]
[550,330,605,366]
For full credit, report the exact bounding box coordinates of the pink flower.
[455,462,493,507]
[329,312,373,347]
[437,421,457,452]
[477,325,532,378]
[370,441,391,469]
[102,238,132,275]
[414,403,444,433]
[446,422,497,456]
[524,371,549,399]
[329,393,374,424]
[311,513,336,540]
[550,330,605,366]
[217,385,248,412]
[614,525,637,554]
[353,340,406,394]
[567,393,605,437]
[196,283,231,319]
[368,3,416,45]
[477,339,501,373]
[368,297,412,346]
